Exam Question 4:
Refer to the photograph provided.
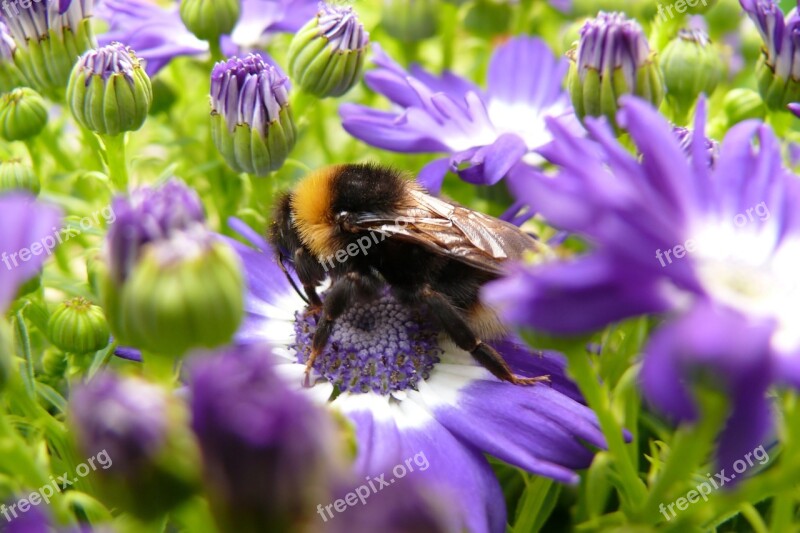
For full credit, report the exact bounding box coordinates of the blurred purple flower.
[105,179,205,283]
[340,37,579,193]
[70,372,169,474]
[2,0,92,46]
[0,194,61,312]
[188,344,343,531]
[486,96,798,474]
[96,0,317,76]
[224,218,609,533]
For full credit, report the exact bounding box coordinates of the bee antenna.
[278,253,310,305]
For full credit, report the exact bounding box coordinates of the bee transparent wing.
[351,187,546,275]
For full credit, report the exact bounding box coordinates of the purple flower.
[0,20,14,59]
[70,372,169,474]
[224,219,608,533]
[96,0,208,76]
[486,97,797,474]
[188,344,343,531]
[2,0,92,45]
[740,0,800,109]
[105,179,205,283]
[0,193,61,312]
[340,37,579,193]
[96,0,317,76]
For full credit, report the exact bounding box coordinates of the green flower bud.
[0,22,23,93]
[8,3,95,100]
[67,43,153,136]
[0,159,40,195]
[288,4,369,98]
[180,0,240,43]
[568,12,664,130]
[757,54,800,112]
[210,55,296,176]
[382,0,439,43]
[0,88,47,141]
[47,297,111,355]
[115,233,244,356]
[723,88,766,126]
[661,30,722,122]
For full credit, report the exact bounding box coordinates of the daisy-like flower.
[339,37,579,193]
[486,96,798,474]
[0,193,61,312]
[226,219,609,533]
[96,0,318,76]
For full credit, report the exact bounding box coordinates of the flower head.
[487,97,795,473]
[67,42,153,135]
[0,194,61,312]
[567,11,663,127]
[189,344,344,531]
[5,0,95,98]
[340,37,578,193]
[106,179,205,284]
[102,180,243,355]
[740,0,800,109]
[288,3,369,97]
[226,219,609,532]
[210,54,296,175]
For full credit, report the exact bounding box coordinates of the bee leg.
[306,271,382,376]
[294,248,326,312]
[401,286,548,386]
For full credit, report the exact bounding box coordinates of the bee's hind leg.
[399,285,549,386]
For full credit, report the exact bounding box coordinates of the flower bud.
[180,0,240,43]
[47,297,110,355]
[381,0,439,43]
[568,11,664,129]
[41,350,68,387]
[67,42,153,136]
[210,54,296,176]
[661,30,722,121]
[101,179,243,356]
[188,345,346,532]
[70,373,200,520]
[0,21,23,92]
[0,88,47,141]
[116,232,244,356]
[7,0,96,100]
[288,4,369,98]
[742,0,800,110]
[0,159,40,195]
[724,88,765,126]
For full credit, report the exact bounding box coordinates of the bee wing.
[352,187,546,275]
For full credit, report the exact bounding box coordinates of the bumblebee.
[269,163,550,385]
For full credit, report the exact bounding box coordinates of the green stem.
[564,344,649,511]
[141,351,177,387]
[23,139,41,182]
[38,125,77,172]
[638,391,727,522]
[101,133,130,190]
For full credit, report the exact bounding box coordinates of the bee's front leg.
[305,270,382,379]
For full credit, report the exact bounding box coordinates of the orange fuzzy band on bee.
[290,165,340,258]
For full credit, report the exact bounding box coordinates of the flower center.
[292,292,442,394]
